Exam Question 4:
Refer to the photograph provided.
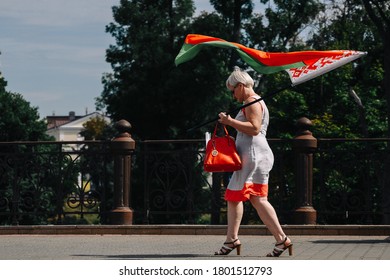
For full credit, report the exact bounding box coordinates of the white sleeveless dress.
[224,95,274,201]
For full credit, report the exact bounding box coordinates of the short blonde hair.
[226,66,254,89]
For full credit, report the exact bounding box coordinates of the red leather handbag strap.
[212,123,229,138]
[223,125,229,136]
[212,123,218,137]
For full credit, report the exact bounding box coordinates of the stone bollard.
[109,119,135,225]
[291,117,317,224]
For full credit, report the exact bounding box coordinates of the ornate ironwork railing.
[134,138,390,225]
[1,138,389,225]
[133,139,295,225]
[0,141,112,225]
[314,138,390,224]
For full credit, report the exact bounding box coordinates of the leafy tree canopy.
[80,115,115,140]
[0,73,50,141]
[98,0,386,140]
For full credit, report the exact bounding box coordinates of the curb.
[1,225,390,235]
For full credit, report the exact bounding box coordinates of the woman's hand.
[218,102,262,136]
[218,112,231,125]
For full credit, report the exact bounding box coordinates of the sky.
[0,0,217,119]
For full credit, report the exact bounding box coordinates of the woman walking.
[215,66,293,257]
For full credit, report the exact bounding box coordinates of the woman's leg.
[249,196,286,243]
[226,201,244,242]
[250,196,293,256]
[214,200,243,255]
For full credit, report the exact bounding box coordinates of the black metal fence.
[136,139,296,225]
[314,139,390,224]
[1,137,389,225]
[0,141,112,225]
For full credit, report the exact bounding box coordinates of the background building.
[46,111,111,141]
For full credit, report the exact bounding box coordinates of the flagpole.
[187,85,292,132]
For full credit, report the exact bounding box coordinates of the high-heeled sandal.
[266,236,293,257]
[214,239,242,255]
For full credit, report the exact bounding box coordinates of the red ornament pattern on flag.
[287,51,366,85]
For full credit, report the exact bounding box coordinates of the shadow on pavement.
[311,237,390,244]
[71,254,211,259]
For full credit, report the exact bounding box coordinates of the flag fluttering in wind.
[175,34,366,86]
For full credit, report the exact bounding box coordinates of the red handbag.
[204,123,242,172]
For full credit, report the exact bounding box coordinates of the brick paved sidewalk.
[1,234,389,260]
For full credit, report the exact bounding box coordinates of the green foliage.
[0,73,84,225]
[99,0,387,140]
[303,0,386,138]
[210,0,253,21]
[80,115,115,140]
[311,112,353,137]
[257,0,325,50]
[0,75,50,141]
[99,0,211,139]
[0,73,6,92]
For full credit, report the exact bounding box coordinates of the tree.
[0,72,60,225]
[210,0,253,67]
[99,0,230,139]
[300,0,388,224]
[244,0,325,138]
[99,0,272,140]
[360,0,390,224]
[301,0,384,137]
[80,115,114,140]
[361,0,390,134]
[0,74,50,142]
[254,0,325,51]
[0,70,6,93]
